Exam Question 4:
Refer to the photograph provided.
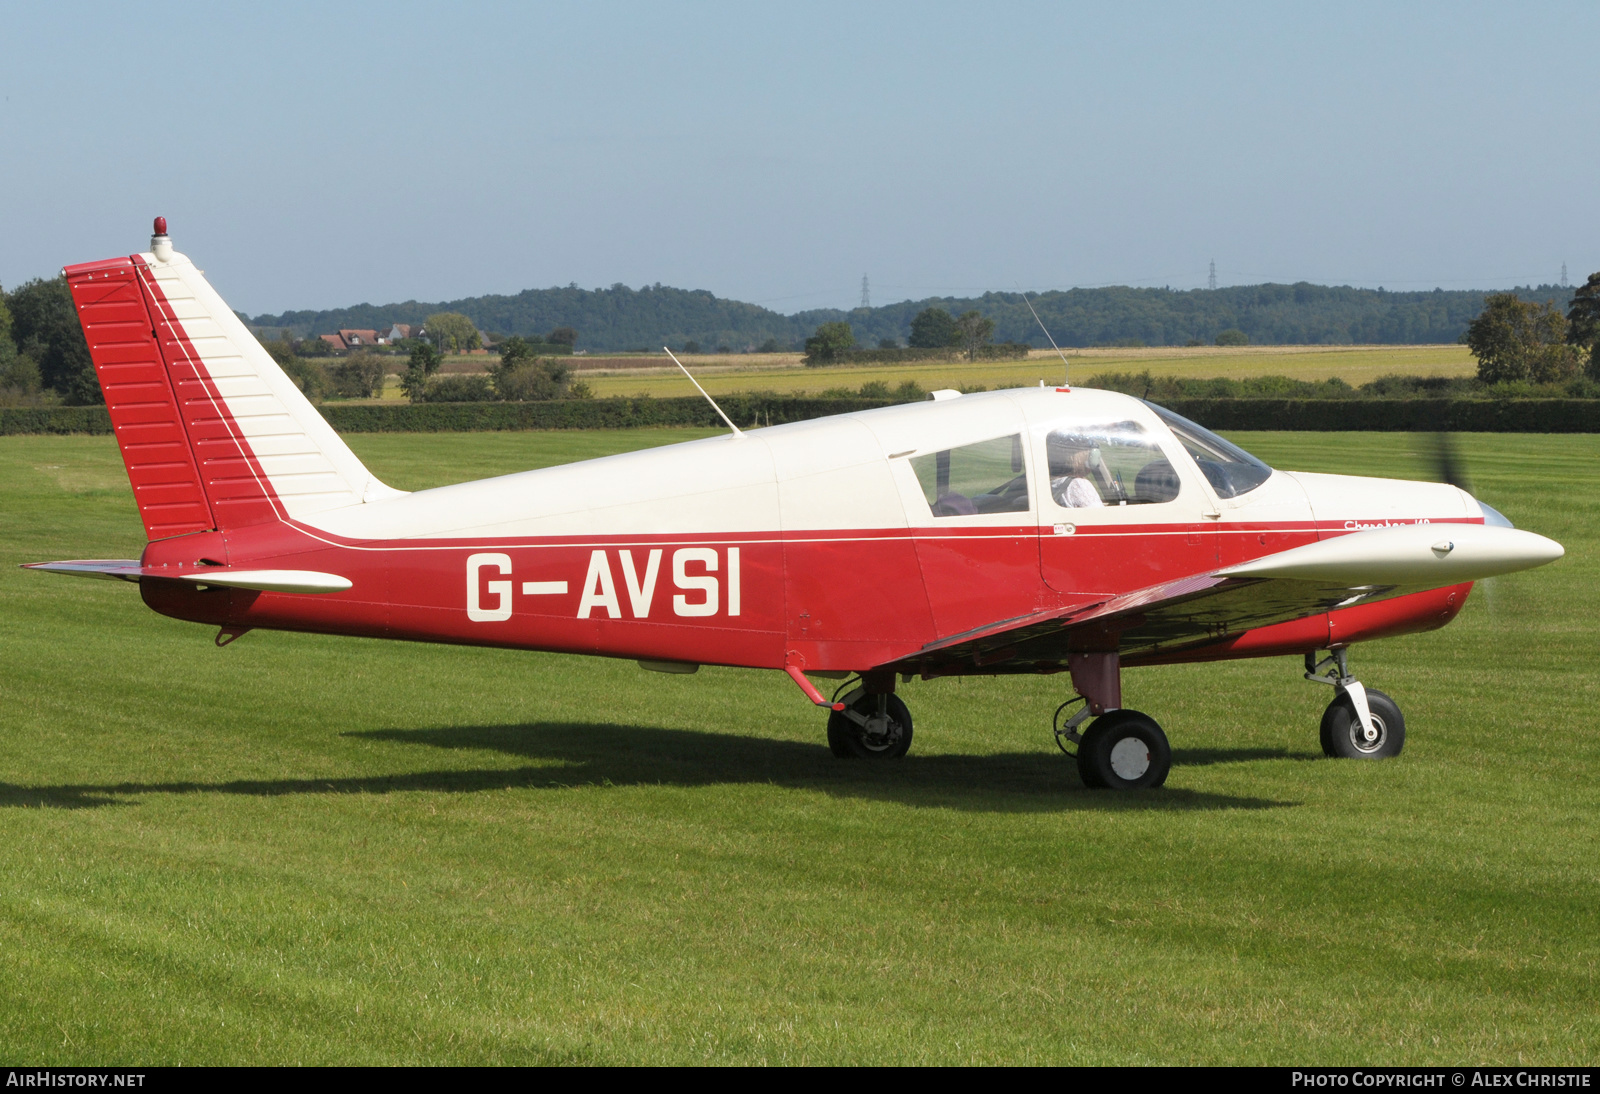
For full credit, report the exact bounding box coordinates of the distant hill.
[248,281,1578,352]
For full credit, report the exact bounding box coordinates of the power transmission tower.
[1208,260,1217,291]
[1561,262,1569,289]
[860,274,871,309]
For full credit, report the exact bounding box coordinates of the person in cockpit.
[1053,447,1105,508]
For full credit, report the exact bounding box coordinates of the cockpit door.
[1029,407,1220,599]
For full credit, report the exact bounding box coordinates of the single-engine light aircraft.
[28,221,1566,789]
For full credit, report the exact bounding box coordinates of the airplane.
[26,219,1565,790]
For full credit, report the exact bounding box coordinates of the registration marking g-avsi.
[466,547,741,623]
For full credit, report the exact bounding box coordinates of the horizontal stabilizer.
[23,560,351,594]
[20,560,144,581]
[177,570,352,594]
[1219,523,1563,584]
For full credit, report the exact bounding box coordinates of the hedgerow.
[6,394,1598,435]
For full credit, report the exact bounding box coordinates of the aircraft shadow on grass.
[0,722,1301,813]
[1171,746,1319,767]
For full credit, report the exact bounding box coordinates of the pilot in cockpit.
[1053,447,1106,508]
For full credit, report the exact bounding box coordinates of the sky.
[3,1,1596,315]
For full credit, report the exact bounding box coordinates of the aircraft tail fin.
[64,220,402,541]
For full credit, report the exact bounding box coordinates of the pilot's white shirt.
[1054,476,1103,508]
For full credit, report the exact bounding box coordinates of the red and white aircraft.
[29,221,1565,789]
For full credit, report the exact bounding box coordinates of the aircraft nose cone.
[1523,531,1565,565]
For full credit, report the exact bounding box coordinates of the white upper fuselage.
[300,387,1480,545]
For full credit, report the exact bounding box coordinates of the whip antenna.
[1019,290,1071,388]
[664,347,743,438]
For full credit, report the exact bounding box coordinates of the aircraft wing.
[893,523,1562,676]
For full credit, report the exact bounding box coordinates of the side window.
[911,434,1030,517]
[1046,422,1180,508]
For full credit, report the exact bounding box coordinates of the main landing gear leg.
[827,670,913,760]
[1059,652,1171,790]
[1304,649,1406,759]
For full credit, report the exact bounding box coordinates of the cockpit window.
[1144,402,1272,498]
[1046,421,1180,508]
[911,434,1030,517]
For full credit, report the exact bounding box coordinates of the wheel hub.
[1350,714,1387,753]
[1108,736,1151,780]
[860,715,903,751]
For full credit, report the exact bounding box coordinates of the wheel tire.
[1076,710,1171,790]
[826,692,913,760]
[1320,688,1405,759]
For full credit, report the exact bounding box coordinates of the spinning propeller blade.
[1429,431,1472,493]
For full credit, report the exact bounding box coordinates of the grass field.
[376,344,1477,402]
[1,427,1595,1064]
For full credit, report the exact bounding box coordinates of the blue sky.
[3,1,1596,314]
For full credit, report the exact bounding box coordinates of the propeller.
[1427,431,1507,616]
[1429,431,1472,494]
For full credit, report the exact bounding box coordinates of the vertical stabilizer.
[66,220,403,539]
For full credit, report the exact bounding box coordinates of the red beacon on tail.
[25,220,1565,789]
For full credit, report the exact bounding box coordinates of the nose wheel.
[1320,688,1405,759]
[1306,650,1405,759]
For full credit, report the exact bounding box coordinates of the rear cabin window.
[911,434,1030,517]
[1047,422,1180,508]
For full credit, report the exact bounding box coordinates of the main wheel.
[1320,688,1405,759]
[827,691,913,759]
[1076,710,1171,790]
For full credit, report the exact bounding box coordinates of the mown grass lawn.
[0,428,1594,1064]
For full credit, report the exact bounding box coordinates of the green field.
[375,344,1477,402]
[1,427,1595,1064]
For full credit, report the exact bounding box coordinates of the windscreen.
[1144,402,1272,498]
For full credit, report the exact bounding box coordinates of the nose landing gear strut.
[1305,649,1406,759]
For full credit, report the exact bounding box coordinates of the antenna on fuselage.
[664,346,743,438]
[1018,290,1070,388]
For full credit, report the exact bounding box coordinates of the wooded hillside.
[248,281,1578,352]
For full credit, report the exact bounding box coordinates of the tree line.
[3,270,1597,407]
[803,307,1028,365]
[247,279,1580,354]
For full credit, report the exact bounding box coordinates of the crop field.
[1,427,1596,1064]
[378,344,1476,402]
